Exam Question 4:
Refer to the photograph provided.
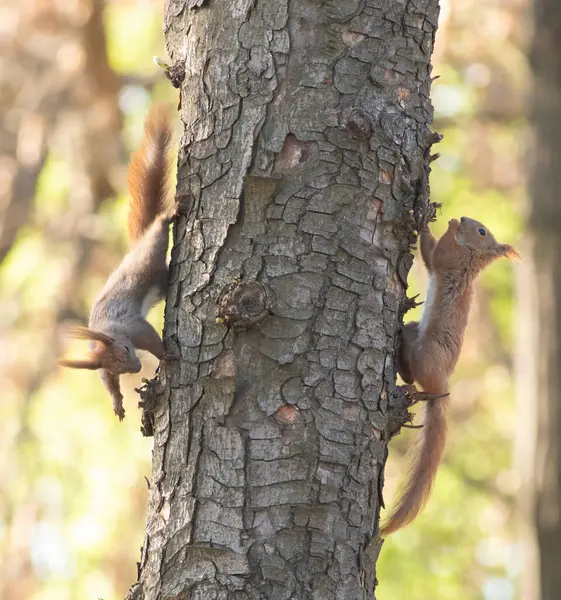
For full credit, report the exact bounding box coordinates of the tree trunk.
[518,1,561,598]
[129,1,440,598]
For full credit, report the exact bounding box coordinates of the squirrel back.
[127,105,173,242]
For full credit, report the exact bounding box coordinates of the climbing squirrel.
[382,216,520,535]
[59,106,181,420]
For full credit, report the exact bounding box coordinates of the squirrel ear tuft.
[59,358,102,370]
[498,244,522,262]
[68,326,115,346]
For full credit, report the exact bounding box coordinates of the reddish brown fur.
[382,216,519,535]
[66,325,114,346]
[59,106,176,420]
[59,358,102,370]
[127,105,172,242]
[59,327,136,374]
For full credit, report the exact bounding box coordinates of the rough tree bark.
[517,1,561,599]
[128,1,440,598]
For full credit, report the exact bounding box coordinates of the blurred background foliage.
[379,1,526,600]
[0,1,175,599]
[0,0,526,599]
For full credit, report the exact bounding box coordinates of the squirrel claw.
[404,385,449,406]
[163,351,180,361]
[163,198,191,222]
[113,394,125,421]
[173,195,192,217]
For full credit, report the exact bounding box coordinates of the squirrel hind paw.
[173,195,193,218]
[404,385,449,406]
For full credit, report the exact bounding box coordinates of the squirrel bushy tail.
[382,394,448,535]
[127,105,173,242]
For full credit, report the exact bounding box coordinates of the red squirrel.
[382,216,520,535]
[59,106,180,420]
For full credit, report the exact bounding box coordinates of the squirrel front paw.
[113,395,125,421]
[161,197,191,223]
[448,218,460,231]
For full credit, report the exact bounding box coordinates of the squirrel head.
[59,327,142,374]
[454,216,520,265]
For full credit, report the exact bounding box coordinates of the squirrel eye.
[478,228,486,236]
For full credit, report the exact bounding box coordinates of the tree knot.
[216,279,272,329]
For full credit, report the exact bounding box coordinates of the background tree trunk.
[517,0,561,598]
[129,1,440,598]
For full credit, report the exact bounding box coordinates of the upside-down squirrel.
[59,106,181,420]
